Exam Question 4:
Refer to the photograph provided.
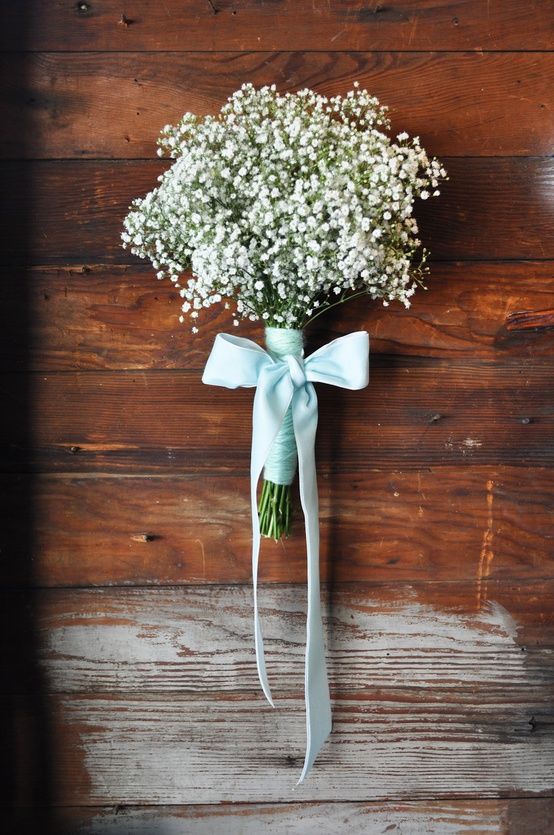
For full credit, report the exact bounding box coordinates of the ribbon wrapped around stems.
[202,329,370,783]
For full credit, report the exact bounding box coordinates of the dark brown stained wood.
[2,361,552,473]
[3,159,553,267]
[58,799,554,835]
[506,307,554,332]
[5,1,554,52]
[4,52,554,159]
[3,468,552,587]
[6,583,552,694]
[10,262,554,371]
[40,691,554,803]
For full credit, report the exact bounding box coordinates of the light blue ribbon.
[202,330,370,783]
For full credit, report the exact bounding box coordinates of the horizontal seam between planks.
[0,257,554,274]
[5,682,554,694]
[3,579,554,591]
[42,796,554,808]
[3,49,554,55]
[2,155,553,162]
[6,356,554,372]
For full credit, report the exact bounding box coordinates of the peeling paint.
[44,586,554,802]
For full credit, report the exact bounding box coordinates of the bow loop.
[202,333,271,389]
[305,331,369,390]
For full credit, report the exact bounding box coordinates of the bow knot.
[203,329,369,783]
[287,354,307,389]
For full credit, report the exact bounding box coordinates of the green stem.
[301,289,369,328]
[258,479,293,541]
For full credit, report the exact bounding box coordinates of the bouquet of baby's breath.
[122,83,446,539]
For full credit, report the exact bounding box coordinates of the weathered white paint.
[36,586,554,804]
[59,691,554,803]
[39,586,551,695]
[70,799,516,834]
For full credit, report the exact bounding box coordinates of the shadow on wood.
[0,5,58,833]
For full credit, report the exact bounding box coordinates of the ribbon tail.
[292,383,332,785]
[250,453,275,708]
[250,373,294,709]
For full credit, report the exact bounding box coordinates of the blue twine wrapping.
[263,327,304,485]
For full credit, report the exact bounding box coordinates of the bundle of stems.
[258,480,292,540]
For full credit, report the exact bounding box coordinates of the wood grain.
[506,307,554,333]
[58,799,554,835]
[2,360,552,473]
[4,159,553,267]
[6,583,554,805]
[11,583,553,695]
[4,1,554,52]
[4,51,554,159]
[3,467,552,586]
[9,262,554,372]
[44,690,554,803]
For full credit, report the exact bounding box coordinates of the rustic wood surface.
[3,0,554,829]
[59,799,554,835]
[41,690,554,803]
[5,585,553,804]
[2,361,551,472]
[9,584,552,694]
[5,1,554,52]
[1,468,551,586]
[3,262,554,371]
[3,158,554,266]
[3,51,554,159]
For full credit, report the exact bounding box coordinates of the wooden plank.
[57,799,554,835]
[3,159,553,267]
[9,262,554,371]
[2,361,552,473]
[41,690,554,803]
[9,583,552,695]
[4,52,554,159]
[4,1,554,52]
[2,467,552,586]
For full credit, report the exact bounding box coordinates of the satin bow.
[202,330,370,783]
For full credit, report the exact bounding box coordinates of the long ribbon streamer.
[202,330,369,782]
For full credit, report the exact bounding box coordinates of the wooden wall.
[2,2,554,832]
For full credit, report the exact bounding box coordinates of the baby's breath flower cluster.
[122,83,446,331]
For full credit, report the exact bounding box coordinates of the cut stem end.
[258,479,293,541]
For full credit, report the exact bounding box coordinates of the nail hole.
[131,532,157,543]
